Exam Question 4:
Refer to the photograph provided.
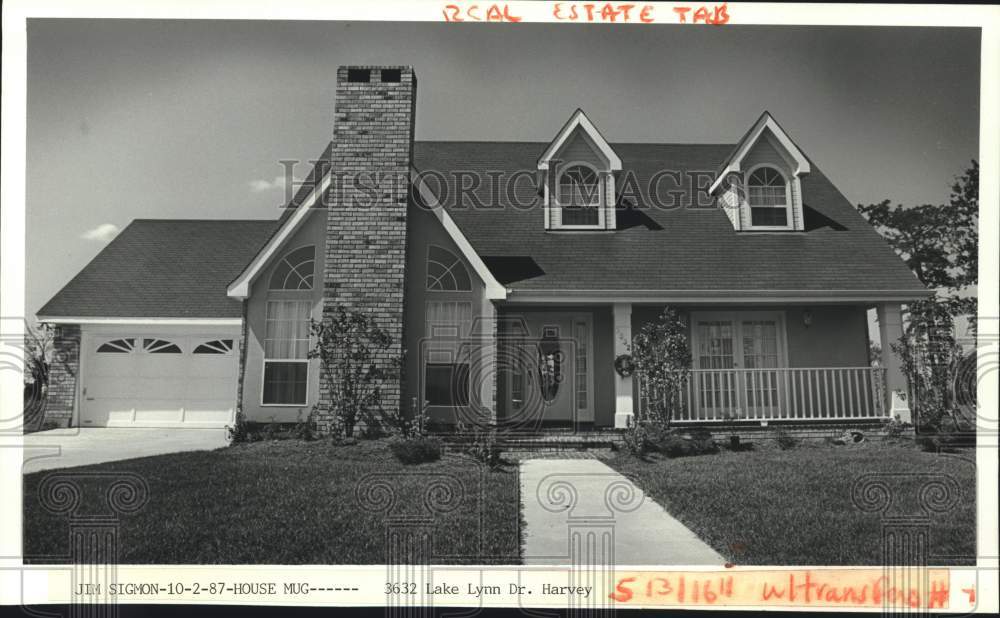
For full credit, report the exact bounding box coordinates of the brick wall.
[45,324,80,428]
[317,66,416,432]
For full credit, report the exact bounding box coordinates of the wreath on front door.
[613,353,635,378]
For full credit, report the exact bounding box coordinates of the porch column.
[877,302,911,423]
[613,303,633,428]
[478,298,498,425]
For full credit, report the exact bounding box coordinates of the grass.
[24,439,521,564]
[607,441,976,565]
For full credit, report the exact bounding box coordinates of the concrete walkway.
[520,458,725,565]
[23,428,229,474]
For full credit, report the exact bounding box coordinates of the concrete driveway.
[23,427,230,474]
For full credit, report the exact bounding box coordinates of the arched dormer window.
[426,245,472,291]
[556,164,602,227]
[746,166,792,229]
[268,246,315,290]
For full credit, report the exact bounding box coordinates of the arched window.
[269,246,315,290]
[194,339,234,354]
[426,245,472,291]
[557,165,601,226]
[142,338,181,354]
[97,338,135,353]
[746,167,790,228]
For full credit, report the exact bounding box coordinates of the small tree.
[24,322,54,389]
[309,306,396,438]
[630,307,692,426]
[23,323,54,430]
[893,298,972,430]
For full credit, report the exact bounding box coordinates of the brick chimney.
[319,66,416,428]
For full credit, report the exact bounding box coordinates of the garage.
[79,327,240,428]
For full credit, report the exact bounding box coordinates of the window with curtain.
[424,301,473,406]
[263,300,311,405]
[557,165,601,226]
[746,167,789,228]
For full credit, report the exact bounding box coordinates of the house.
[36,66,928,432]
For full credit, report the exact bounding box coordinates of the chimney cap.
[339,66,414,84]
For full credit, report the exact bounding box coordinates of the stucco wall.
[631,304,870,368]
[241,209,326,424]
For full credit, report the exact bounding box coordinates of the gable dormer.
[710,112,811,232]
[537,109,622,231]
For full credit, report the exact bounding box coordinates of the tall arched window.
[557,165,601,226]
[263,245,314,406]
[268,246,315,290]
[746,167,790,228]
[426,245,472,291]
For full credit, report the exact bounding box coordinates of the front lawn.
[608,442,976,565]
[24,439,521,564]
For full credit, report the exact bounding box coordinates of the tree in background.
[858,160,978,320]
[858,161,978,430]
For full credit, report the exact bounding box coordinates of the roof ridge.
[414,140,738,147]
[130,218,275,223]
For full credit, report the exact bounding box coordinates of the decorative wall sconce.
[803,309,814,327]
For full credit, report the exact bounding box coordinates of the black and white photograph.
[2,1,997,614]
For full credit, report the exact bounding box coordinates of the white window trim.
[537,109,622,171]
[742,164,795,231]
[552,163,607,231]
[422,299,475,409]
[260,299,312,407]
[708,112,810,195]
[689,310,790,370]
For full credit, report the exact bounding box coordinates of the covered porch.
[492,300,911,429]
[619,302,910,427]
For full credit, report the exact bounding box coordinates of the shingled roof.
[412,141,928,298]
[38,139,927,320]
[38,219,277,318]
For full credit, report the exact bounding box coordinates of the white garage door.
[81,333,239,428]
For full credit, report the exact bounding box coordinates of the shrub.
[621,421,650,457]
[291,417,317,441]
[775,430,798,450]
[881,417,911,441]
[916,415,975,452]
[454,422,503,468]
[389,435,443,464]
[651,427,718,458]
[227,411,251,444]
[469,430,503,469]
[357,416,388,440]
[631,423,717,458]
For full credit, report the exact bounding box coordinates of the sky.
[24,19,980,317]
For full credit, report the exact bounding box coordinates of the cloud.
[249,174,297,193]
[80,223,120,243]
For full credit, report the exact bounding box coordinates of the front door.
[691,311,787,419]
[504,313,594,425]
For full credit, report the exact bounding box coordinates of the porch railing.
[636,367,888,423]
